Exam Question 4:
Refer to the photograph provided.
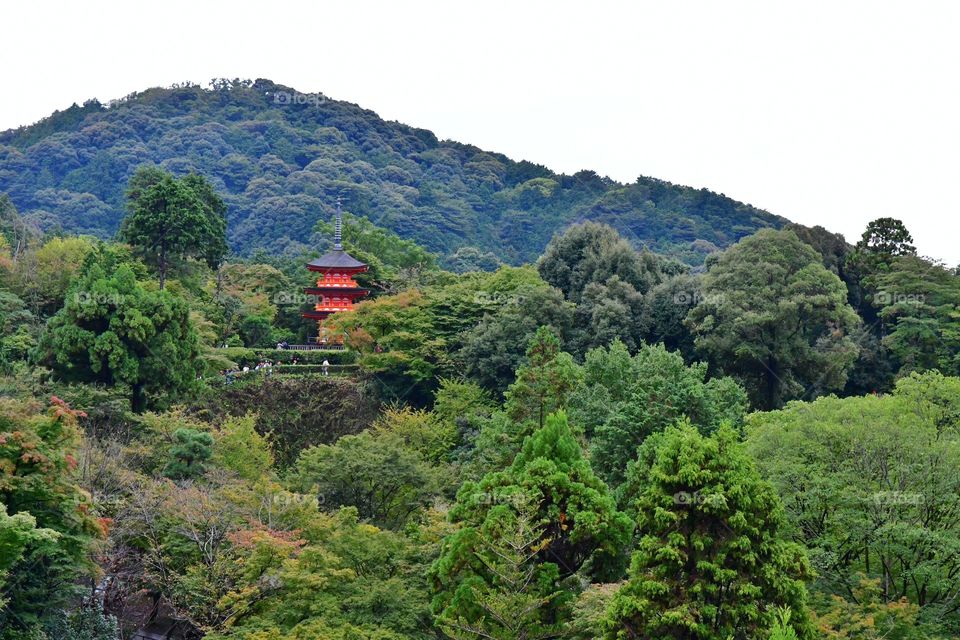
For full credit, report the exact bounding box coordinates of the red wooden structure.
[302,200,369,345]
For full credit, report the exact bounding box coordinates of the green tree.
[212,413,274,481]
[745,372,960,633]
[845,217,917,323]
[504,326,581,431]
[120,168,228,289]
[432,412,633,632]
[576,340,748,489]
[537,222,666,354]
[872,255,960,375]
[164,428,214,479]
[45,601,119,640]
[435,503,568,640]
[0,290,36,368]
[853,217,916,265]
[238,314,275,348]
[0,504,58,608]
[8,235,95,316]
[605,422,813,640]
[768,608,800,640]
[290,430,444,530]
[537,222,662,304]
[459,285,574,395]
[686,229,860,409]
[41,262,202,411]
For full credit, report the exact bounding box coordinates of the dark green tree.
[163,428,214,479]
[872,255,960,376]
[845,217,917,321]
[290,431,444,530]
[537,222,666,354]
[853,217,916,264]
[578,341,748,489]
[41,262,202,412]
[537,222,662,303]
[434,503,568,640]
[686,229,860,409]
[460,285,574,395]
[119,168,228,289]
[504,326,581,431]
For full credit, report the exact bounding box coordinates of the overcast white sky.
[3,1,958,264]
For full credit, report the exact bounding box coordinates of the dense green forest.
[0,79,785,267]
[3,97,960,640]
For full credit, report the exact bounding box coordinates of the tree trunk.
[158,241,167,290]
[131,383,147,413]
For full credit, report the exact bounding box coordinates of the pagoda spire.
[334,196,343,250]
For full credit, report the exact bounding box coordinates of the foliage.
[871,255,960,375]
[212,413,274,481]
[44,600,120,640]
[687,228,861,409]
[290,430,445,529]
[503,326,581,431]
[0,80,784,264]
[119,167,227,288]
[40,261,202,411]
[538,222,671,352]
[432,411,633,632]
[0,396,101,635]
[745,371,960,633]
[810,576,948,639]
[434,503,568,640]
[575,340,748,489]
[458,283,574,395]
[193,375,379,467]
[605,422,814,640]
[7,235,95,316]
[163,427,214,479]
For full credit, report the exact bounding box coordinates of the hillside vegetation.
[0,79,784,266]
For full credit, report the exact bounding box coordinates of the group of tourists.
[220,360,276,384]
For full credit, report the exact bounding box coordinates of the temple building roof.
[307,249,367,270]
[306,197,368,270]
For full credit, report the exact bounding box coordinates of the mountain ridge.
[0,78,787,265]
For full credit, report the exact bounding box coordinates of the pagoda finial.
[334,196,343,250]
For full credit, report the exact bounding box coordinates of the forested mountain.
[0,78,785,265]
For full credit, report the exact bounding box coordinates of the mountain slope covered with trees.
[0,79,785,266]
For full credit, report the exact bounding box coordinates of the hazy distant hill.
[0,78,786,265]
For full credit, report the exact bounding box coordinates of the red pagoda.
[302,200,369,346]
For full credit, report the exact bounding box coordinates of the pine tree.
[437,503,566,640]
[604,422,813,640]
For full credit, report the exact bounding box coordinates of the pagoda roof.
[307,249,367,270]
